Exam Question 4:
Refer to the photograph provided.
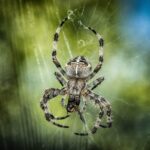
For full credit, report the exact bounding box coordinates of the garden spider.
[40,14,112,136]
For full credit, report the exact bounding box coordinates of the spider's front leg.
[75,89,112,136]
[40,88,70,128]
[80,22,104,81]
[88,32,104,80]
[52,16,70,78]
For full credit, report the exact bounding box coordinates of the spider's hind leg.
[87,90,112,129]
[74,90,112,136]
[77,109,86,124]
[99,103,112,128]
[40,88,70,128]
[40,101,70,120]
[77,99,88,124]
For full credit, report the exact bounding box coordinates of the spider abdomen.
[66,78,86,112]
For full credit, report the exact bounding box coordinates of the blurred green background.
[0,0,150,150]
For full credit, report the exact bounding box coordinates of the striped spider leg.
[79,21,104,81]
[87,76,105,90]
[54,72,68,109]
[40,88,70,128]
[52,14,73,79]
[54,71,67,86]
[75,89,112,136]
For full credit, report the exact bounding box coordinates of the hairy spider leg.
[74,89,112,136]
[52,16,70,78]
[54,72,67,86]
[77,108,86,124]
[87,76,104,90]
[40,88,70,128]
[77,98,88,124]
[79,22,104,80]
[54,72,71,117]
[54,72,68,111]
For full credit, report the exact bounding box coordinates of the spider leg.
[87,76,104,90]
[77,109,86,124]
[79,22,104,81]
[78,98,88,124]
[54,72,68,109]
[61,96,67,108]
[54,72,67,86]
[52,14,72,78]
[80,99,87,113]
[40,88,70,128]
[74,110,103,136]
[74,89,112,136]
[89,90,112,128]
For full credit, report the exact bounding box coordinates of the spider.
[40,15,112,136]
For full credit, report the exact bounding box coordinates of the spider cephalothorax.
[66,56,92,78]
[40,15,112,136]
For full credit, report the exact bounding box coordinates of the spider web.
[34,2,111,148]
[1,0,149,150]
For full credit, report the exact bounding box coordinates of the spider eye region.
[65,56,92,78]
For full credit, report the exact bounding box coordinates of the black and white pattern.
[40,13,112,136]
